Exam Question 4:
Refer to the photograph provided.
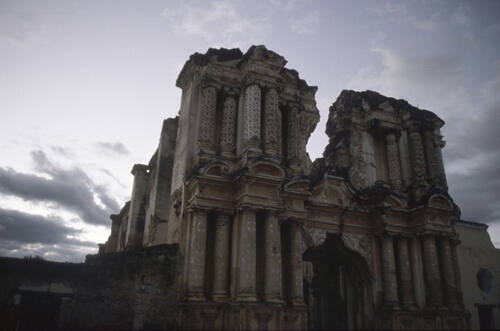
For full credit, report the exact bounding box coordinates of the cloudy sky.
[1,0,499,262]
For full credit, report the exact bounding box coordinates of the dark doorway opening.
[303,234,373,330]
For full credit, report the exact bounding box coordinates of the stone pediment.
[200,161,231,177]
[283,178,310,195]
[428,193,454,211]
[248,161,285,180]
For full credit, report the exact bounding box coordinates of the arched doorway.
[303,234,373,330]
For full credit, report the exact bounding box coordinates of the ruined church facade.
[102,46,469,329]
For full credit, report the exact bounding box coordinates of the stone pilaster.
[187,211,208,301]
[220,96,237,156]
[264,88,280,156]
[432,130,448,190]
[385,133,403,189]
[422,235,443,306]
[236,209,257,301]
[212,213,231,301]
[396,237,415,308]
[198,86,217,154]
[287,106,299,168]
[439,237,459,309]
[381,235,399,307]
[450,239,464,307]
[290,221,304,305]
[243,84,261,150]
[264,211,283,302]
[408,128,426,183]
[409,237,426,308]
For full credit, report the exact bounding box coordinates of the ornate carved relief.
[386,133,403,189]
[302,227,327,248]
[243,84,261,147]
[287,106,299,166]
[220,96,236,153]
[264,88,280,155]
[342,232,374,276]
[199,86,217,151]
[408,129,426,182]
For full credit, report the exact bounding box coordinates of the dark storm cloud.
[0,207,94,247]
[445,97,500,223]
[0,150,120,225]
[94,141,130,155]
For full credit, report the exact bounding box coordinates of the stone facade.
[1,46,473,330]
[102,47,468,329]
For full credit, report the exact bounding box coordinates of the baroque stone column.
[408,127,426,183]
[212,213,231,301]
[432,130,448,190]
[290,221,304,305]
[187,211,208,301]
[263,88,280,157]
[287,106,299,168]
[264,211,283,302]
[409,237,426,308]
[396,237,415,308]
[422,235,443,306]
[243,84,261,150]
[198,86,217,154]
[236,209,257,301]
[220,95,237,156]
[439,237,459,309]
[381,235,399,307]
[385,133,403,189]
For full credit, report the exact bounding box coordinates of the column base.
[236,295,258,302]
[212,294,230,303]
[187,294,206,302]
[264,296,284,304]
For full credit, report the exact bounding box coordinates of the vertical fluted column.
[290,221,304,305]
[385,133,403,189]
[243,84,261,150]
[410,237,426,308]
[396,237,415,308]
[408,128,426,183]
[439,237,459,309]
[237,209,257,301]
[264,211,283,302]
[220,96,237,156]
[187,211,208,301]
[212,213,231,301]
[198,86,217,153]
[287,106,299,168]
[422,235,443,306]
[381,235,399,306]
[264,88,280,156]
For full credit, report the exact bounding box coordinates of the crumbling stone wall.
[0,244,178,330]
